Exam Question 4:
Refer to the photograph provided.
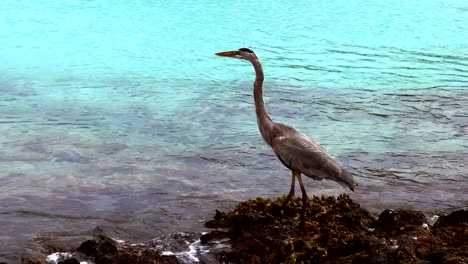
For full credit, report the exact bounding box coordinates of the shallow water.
[1,0,467,261]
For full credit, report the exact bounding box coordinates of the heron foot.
[299,195,307,229]
[280,193,294,209]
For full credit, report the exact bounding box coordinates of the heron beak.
[215,51,238,58]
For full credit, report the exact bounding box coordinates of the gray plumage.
[216,48,358,226]
[271,123,356,190]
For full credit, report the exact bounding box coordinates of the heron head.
[215,48,257,61]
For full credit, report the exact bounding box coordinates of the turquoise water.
[1,0,468,261]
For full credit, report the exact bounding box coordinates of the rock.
[76,239,98,256]
[76,236,119,263]
[433,209,467,228]
[200,230,230,244]
[75,234,180,264]
[57,258,80,264]
[375,209,427,234]
[19,195,467,264]
[202,194,468,263]
[429,210,468,263]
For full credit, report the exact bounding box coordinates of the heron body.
[216,48,358,225]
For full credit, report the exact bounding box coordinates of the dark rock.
[375,209,427,233]
[75,234,180,264]
[429,210,468,263]
[203,194,468,264]
[433,209,468,228]
[76,239,98,256]
[58,258,80,264]
[94,235,118,256]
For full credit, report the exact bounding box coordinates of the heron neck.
[251,58,274,146]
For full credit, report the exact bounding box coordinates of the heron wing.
[270,123,356,191]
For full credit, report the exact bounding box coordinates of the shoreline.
[20,194,467,264]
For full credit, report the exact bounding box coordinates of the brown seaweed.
[202,194,467,264]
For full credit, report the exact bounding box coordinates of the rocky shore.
[23,195,467,264]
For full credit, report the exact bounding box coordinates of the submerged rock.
[202,194,467,263]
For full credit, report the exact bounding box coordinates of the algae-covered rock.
[203,194,467,264]
[20,195,467,263]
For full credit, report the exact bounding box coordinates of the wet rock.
[76,239,98,256]
[77,235,118,258]
[200,230,230,244]
[430,210,468,263]
[75,234,180,264]
[203,194,468,263]
[375,209,427,234]
[57,258,80,264]
[433,209,467,228]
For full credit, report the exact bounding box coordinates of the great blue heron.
[215,48,358,226]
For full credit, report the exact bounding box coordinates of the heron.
[215,48,358,226]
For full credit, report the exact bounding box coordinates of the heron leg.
[281,171,296,208]
[297,173,309,227]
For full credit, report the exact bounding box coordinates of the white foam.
[174,240,200,262]
[46,252,72,264]
[186,239,201,262]
[172,238,212,263]
[112,238,125,243]
[46,252,91,264]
